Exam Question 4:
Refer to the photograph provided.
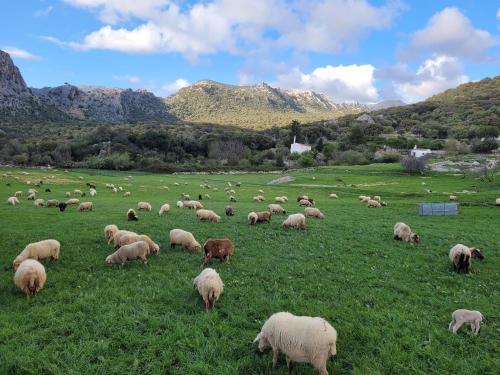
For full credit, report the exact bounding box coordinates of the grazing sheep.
[297,195,309,202]
[196,209,221,223]
[27,193,35,200]
[203,194,210,199]
[34,199,45,207]
[176,201,184,208]
[202,239,234,266]
[253,195,265,202]
[367,199,382,208]
[15,190,22,197]
[248,212,258,224]
[112,229,138,247]
[90,189,97,197]
[184,200,204,209]
[253,312,337,375]
[123,192,131,197]
[66,198,80,205]
[304,207,324,219]
[361,196,371,203]
[268,204,286,214]
[258,189,265,194]
[137,202,152,211]
[225,206,234,216]
[104,224,119,244]
[193,268,224,309]
[299,199,313,207]
[106,241,149,265]
[14,259,47,299]
[329,193,338,199]
[229,196,237,202]
[282,214,306,229]
[495,198,500,205]
[373,195,381,201]
[159,203,170,216]
[78,202,93,211]
[7,196,20,205]
[74,189,84,196]
[449,195,457,201]
[58,202,67,212]
[116,233,160,254]
[112,187,118,193]
[449,244,484,273]
[46,199,59,207]
[449,309,483,335]
[13,239,60,270]
[275,196,286,203]
[169,229,201,252]
[28,188,38,195]
[65,192,71,197]
[253,211,271,223]
[393,223,419,243]
[181,193,191,200]
[127,208,139,221]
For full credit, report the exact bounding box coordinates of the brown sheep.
[201,239,234,266]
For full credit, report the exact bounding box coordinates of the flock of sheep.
[4,170,491,375]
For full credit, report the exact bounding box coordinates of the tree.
[348,124,365,145]
[401,155,427,174]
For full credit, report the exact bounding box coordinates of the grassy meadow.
[0,164,499,374]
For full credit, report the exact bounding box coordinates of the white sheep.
[193,268,224,309]
[34,198,45,207]
[196,209,221,222]
[123,191,131,197]
[106,241,149,265]
[367,199,382,208]
[449,195,457,201]
[169,229,201,252]
[449,244,484,273]
[448,309,483,335]
[268,204,286,214]
[46,199,59,207]
[116,233,160,254]
[373,195,381,201]
[282,213,306,229]
[159,203,171,215]
[393,222,419,243]
[73,189,84,196]
[15,190,22,197]
[7,196,20,205]
[104,224,119,244]
[253,195,265,202]
[304,207,324,219]
[13,239,60,270]
[299,199,313,207]
[275,196,286,203]
[254,312,337,375]
[14,259,47,299]
[66,198,80,205]
[495,198,500,206]
[329,193,338,199]
[137,202,152,211]
[78,202,93,211]
[248,212,258,225]
[65,192,71,197]
[112,229,138,247]
[176,201,184,208]
[90,189,97,197]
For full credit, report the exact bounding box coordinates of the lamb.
[253,312,337,375]
[116,233,160,254]
[367,199,382,208]
[104,224,119,244]
[282,213,306,229]
[449,244,484,273]
[170,229,202,252]
[225,206,234,216]
[304,207,324,219]
[253,195,265,202]
[329,193,338,199]
[34,199,45,207]
[449,195,457,201]
[159,203,170,215]
[106,241,149,265]
[176,201,184,208]
[448,309,483,335]
[196,209,221,223]
[78,202,93,211]
[248,212,258,224]
[192,268,224,309]
[7,196,20,205]
[137,202,152,211]
[127,208,139,221]
[299,199,313,207]
[393,222,419,243]
[58,202,67,212]
[46,199,59,207]
[15,190,22,197]
[201,239,234,266]
[13,239,61,270]
[14,259,47,299]
[268,204,286,214]
[123,192,130,197]
[66,198,80,205]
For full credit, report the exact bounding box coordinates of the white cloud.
[113,75,140,84]
[403,7,497,61]
[393,55,469,102]
[275,64,378,103]
[34,6,54,17]
[497,7,500,20]
[2,46,41,60]
[162,78,189,94]
[50,0,401,60]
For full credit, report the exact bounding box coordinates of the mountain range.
[0,49,403,127]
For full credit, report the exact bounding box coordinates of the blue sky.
[1,0,499,103]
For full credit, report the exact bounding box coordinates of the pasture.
[0,164,498,374]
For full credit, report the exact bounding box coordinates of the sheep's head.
[253,333,270,352]
[470,248,484,260]
[193,243,202,252]
[105,256,114,266]
[411,233,420,243]
[13,257,23,270]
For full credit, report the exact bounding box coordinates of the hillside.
[165,80,366,128]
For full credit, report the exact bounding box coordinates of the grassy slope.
[0,164,498,374]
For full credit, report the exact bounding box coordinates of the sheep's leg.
[317,364,329,375]
[170,243,175,249]
[448,319,455,331]
[272,348,280,368]
[452,320,464,334]
[286,357,292,373]
[474,322,480,335]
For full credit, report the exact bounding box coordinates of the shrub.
[298,152,315,167]
[337,150,369,165]
[375,151,402,163]
[401,155,427,174]
[471,138,498,153]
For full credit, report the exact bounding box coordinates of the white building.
[290,136,311,154]
[410,145,432,158]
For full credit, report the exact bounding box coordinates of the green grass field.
[0,164,499,374]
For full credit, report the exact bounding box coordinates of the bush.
[298,152,315,167]
[337,150,369,165]
[471,138,498,153]
[374,151,402,163]
[444,139,468,155]
[401,155,427,174]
